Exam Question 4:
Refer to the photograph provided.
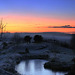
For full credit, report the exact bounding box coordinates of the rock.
[44,61,71,71]
[4,67,17,74]
[0,68,14,75]
[66,64,75,75]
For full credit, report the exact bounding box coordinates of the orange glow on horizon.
[0,14,75,33]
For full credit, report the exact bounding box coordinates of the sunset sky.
[0,0,75,33]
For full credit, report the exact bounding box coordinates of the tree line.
[12,33,43,44]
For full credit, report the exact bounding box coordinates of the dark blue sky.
[0,0,75,20]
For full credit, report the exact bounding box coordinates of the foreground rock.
[0,52,22,75]
[66,63,75,75]
[44,60,72,71]
[0,68,19,75]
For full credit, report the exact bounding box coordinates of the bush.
[2,42,8,49]
[60,42,70,48]
[34,35,43,43]
[51,58,56,62]
[11,33,22,44]
[70,34,75,49]
[25,48,29,53]
[2,42,7,46]
[24,35,32,43]
[72,58,75,63]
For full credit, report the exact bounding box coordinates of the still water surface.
[15,59,66,75]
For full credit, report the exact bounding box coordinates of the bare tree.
[0,18,7,39]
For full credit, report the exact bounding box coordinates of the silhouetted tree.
[24,35,32,43]
[70,34,75,49]
[0,18,7,39]
[34,35,43,43]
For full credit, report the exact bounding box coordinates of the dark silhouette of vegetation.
[2,42,8,49]
[72,58,75,63]
[67,58,75,75]
[24,35,32,43]
[11,33,22,44]
[25,48,29,53]
[34,35,43,43]
[70,34,75,49]
[0,19,7,39]
[44,39,70,49]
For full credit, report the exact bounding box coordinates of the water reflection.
[15,59,66,75]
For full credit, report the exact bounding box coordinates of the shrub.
[2,42,7,46]
[24,35,32,43]
[51,58,56,62]
[60,42,70,48]
[72,58,75,63]
[25,48,29,53]
[2,42,8,49]
[11,33,22,44]
[70,34,75,49]
[34,35,43,43]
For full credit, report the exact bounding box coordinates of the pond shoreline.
[14,53,74,75]
[0,55,74,75]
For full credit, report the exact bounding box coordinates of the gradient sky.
[0,0,75,33]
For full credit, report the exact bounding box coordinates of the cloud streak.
[48,25,75,28]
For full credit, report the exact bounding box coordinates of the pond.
[15,59,66,75]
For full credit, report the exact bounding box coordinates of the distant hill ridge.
[41,32,70,35]
[5,32,71,36]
